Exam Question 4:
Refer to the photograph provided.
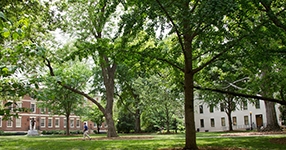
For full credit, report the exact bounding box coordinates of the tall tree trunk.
[184,71,197,150]
[102,59,118,137]
[226,95,233,131]
[104,112,117,137]
[227,111,233,131]
[134,108,141,133]
[66,115,70,135]
[165,104,170,133]
[133,94,141,133]
[261,67,281,131]
[263,101,281,131]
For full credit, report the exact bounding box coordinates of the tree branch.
[260,1,286,32]
[155,0,185,56]
[44,57,105,112]
[194,85,286,105]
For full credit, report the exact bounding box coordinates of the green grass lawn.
[0,132,285,150]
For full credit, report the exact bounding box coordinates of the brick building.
[0,95,104,133]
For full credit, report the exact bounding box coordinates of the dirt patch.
[73,136,154,141]
[159,147,247,150]
[221,131,286,137]
[269,137,286,145]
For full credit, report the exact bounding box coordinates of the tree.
[42,0,124,138]
[120,0,285,149]
[0,0,50,120]
[34,61,90,135]
[116,108,135,133]
[133,73,184,133]
[36,84,84,135]
[279,105,286,125]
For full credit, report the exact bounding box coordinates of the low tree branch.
[44,57,105,112]
[260,1,286,32]
[194,85,286,105]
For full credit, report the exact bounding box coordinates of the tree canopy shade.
[119,0,286,149]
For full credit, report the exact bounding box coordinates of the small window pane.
[41,118,45,127]
[221,117,225,126]
[233,117,237,126]
[244,116,249,125]
[200,119,204,128]
[199,105,203,114]
[210,119,215,127]
[209,105,214,113]
[48,118,52,127]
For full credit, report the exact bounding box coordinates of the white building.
[194,99,282,132]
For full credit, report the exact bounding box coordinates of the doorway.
[255,114,263,128]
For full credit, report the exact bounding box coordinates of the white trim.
[64,118,66,128]
[48,118,53,128]
[55,118,60,128]
[7,118,13,127]
[70,118,74,128]
[16,117,21,128]
[30,103,36,113]
[40,117,46,127]
[76,119,80,128]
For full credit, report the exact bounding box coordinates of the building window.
[76,119,80,128]
[40,108,45,114]
[31,104,36,113]
[209,105,214,113]
[220,103,225,112]
[233,117,237,126]
[221,117,226,126]
[243,101,247,110]
[255,100,260,109]
[64,119,66,128]
[70,119,74,128]
[48,118,52,128]
[244,116,249,125]
[0,117,2,127]
[200,119,204,128]
[7,118,13,127]
[55,118,60,128]
[94,123,97,128]
[210,118,215,127]
[16,117,21,127]
[199,105,203,114]
[41,118,46,127]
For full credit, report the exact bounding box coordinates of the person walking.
[83,122,91,140]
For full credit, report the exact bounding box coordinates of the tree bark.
[184,71,197,150]
[66,115,70,135]
[261,67,281,131]
[104,112,117,137]
[134,108,141,133]
[263,101,281,131]
[101,57,118,137]
[182,3,198,148]
[227,111,233,131]
[165,103,170,133]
